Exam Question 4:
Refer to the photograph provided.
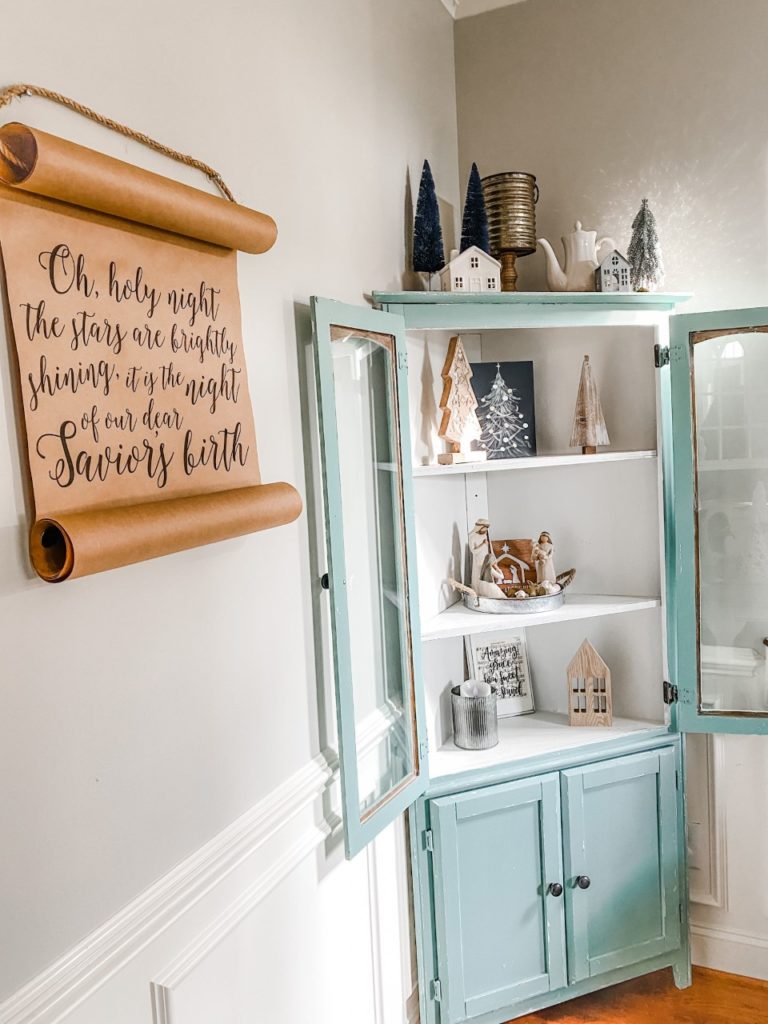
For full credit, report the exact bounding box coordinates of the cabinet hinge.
[398,350,408,370]
[663,680,678,704]
[425,829,434,853]
[654,343,670,368]
[432,979,442,1003]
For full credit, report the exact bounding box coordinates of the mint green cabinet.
[424,747,683,1024]
[561,749,680,984]
[430,775,567,1024]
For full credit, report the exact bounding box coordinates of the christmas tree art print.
[470,361,536,460]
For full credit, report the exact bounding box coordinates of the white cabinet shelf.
[421,594,661,642]
[412,449,657,477]
[429,711,668,779]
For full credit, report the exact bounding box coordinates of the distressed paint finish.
[374,291,691,331]
[311,297,429,858]
[431,775,567,1023]
[411,741,688,1024]
[309,293,703,1022]
[669,305,768,734]
[561,749,680,984]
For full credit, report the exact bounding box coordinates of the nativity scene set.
[309,152,768,1024]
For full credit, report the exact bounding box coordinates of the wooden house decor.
[596,249,632,292]
[567,640,612,726]
[438,336,486,464]
[570,354,610,454]
[439,245,501,293]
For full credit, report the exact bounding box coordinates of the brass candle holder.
[482,172,538,292]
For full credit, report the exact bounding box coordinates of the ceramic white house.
[596,249,632,292]
[440,245,501,293]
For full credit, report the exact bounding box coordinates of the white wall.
[0,1,458,1020]
[456,0,768,979]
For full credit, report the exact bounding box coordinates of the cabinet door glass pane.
[692,328,768,713]
[329,326,417,816]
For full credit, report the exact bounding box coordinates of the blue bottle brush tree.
[412,159,444,288]
[460,162,490,254]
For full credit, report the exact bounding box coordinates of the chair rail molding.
[0,752,337,1024]
[150,820,336,1024]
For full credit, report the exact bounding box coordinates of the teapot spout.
[537,237,568,291]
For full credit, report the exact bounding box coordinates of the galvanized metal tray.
[462,590,565,615]
[455,568,576,616]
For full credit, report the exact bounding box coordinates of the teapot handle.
[597,236,617,254]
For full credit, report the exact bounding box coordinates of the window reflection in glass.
[330,327,417,813]
[693,329,768,713]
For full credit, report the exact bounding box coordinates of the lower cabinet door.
[431,774,567,1024]
[561,748,681,983]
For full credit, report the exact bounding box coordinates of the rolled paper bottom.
[29,482,302,583]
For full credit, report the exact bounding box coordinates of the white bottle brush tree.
[627,198,664,291]
[478,364,531,458]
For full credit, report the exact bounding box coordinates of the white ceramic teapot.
[538,221,616,292]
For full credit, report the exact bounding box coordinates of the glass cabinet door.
[670,306,768,733]
[311,297,427,857]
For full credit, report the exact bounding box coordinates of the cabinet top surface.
[373,291,692,310]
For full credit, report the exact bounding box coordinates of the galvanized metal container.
[451,685,499,750]
[482,171,539,257]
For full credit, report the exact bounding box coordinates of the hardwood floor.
[515,968,768,1024]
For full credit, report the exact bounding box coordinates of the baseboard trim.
[0,752,337,1024]
[691,923,768,981]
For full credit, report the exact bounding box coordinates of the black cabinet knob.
[320,573,330,590]
[576,875,591,890]
[548,882,563,897]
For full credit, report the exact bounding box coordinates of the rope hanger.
[0,83,236,202]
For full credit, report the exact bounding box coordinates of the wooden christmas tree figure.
[570,354,610,454]
[438,337,486,465]
[567,640,612,727]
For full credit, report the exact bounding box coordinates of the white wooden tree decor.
[567,639,612,727]
[438,336,486,464]
[570,354,610,455]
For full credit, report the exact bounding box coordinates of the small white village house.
[440,244,501,292]
[596,248,632,291]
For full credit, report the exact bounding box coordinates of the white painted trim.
[691,923,768,981]
[689,735,728,910]
[0,752,337,1024]
[150,820,336,1018]
[438,0,459,17]
[366,843,386,1024]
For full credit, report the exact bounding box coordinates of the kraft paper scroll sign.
[0,122,301,582]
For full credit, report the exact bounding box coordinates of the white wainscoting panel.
[687,734,728,909]
[0,753,336,1024]
[151,806,417,1024]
